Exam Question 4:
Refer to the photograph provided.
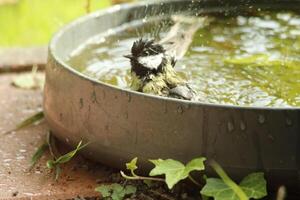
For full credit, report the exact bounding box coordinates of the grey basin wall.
[44,0,300,189]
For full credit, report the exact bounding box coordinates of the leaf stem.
[120,171,165,182]
[210,160,248,200]
[188,175,201,187]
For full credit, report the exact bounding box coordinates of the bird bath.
[44,0,300,190]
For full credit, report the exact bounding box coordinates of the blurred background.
[0,0,133,47]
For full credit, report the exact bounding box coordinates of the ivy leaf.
[95,184,136,200]
[149,157,206,189]
[126,157,138,172]
[95,185,113,198]
[185,158,206,172]
[239,173,267,199]
[201,178,240,200]
[124,185,137,196]
[200,173,267,200]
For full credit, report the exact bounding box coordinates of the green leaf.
[200,173,267,200]
[124,185,137,195]
[46,160,55,169]
[46,140,89,181]
[47,131,60,159]
[30,142,48,168]
[201,178,240,200]
[209,161,248,200]
[52,140,89,165]
[239,173,267,199]
[149,157,206,189]
[95,185,113,198]
[12,73,44,90]
[12,66,45,90]
[126,157,138,172]
[2,111,44,135]
[185,157,206,172]
[16,111,44,130]
[95,184,136,200]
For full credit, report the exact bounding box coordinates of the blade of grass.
[55,165,61,181]
[2,111,44,135]
[47,131,60,159]
[30,142,49,169]
[16,111,44,129]
[52,140,89,165]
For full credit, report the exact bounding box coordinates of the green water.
[68,12,300,107]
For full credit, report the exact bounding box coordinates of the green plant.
[121,157,206,189]
[95,184,136,200]
[1,111,44,135]
[119,157,267,200]
[46,140,89,180]
[30,132,89,180]
[200,161,267,200]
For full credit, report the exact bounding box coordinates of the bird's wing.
[169,84,196,100]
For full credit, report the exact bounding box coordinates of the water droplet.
[177,106,183,114]
[127,94,131,102]
[240,121,246,131]
[183,104,191,109]
[227,121,234,133]
[286,118,293,126]
[258,114,265,124]
[268,134,275,142]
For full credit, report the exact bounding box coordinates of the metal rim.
[49,0,300,111]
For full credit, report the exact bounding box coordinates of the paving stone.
[0,47,47,73]
[0,73,112,200]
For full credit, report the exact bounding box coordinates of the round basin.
[44,0,300,189]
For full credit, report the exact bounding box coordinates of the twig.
[159,16,213,60]
[120,171,165,182]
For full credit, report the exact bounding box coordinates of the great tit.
[124,38,196,100]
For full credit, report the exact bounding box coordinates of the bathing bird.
[124,38,196,100]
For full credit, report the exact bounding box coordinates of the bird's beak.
[124,54,133,59]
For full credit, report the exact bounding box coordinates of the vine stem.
[120,171,165,182]
[188,175,201,187]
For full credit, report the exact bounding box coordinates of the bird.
[124,38,196,100]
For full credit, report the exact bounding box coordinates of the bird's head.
[124,39,166,78]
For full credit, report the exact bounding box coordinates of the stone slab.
[0,47,47,73]
[0,73,112,200]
